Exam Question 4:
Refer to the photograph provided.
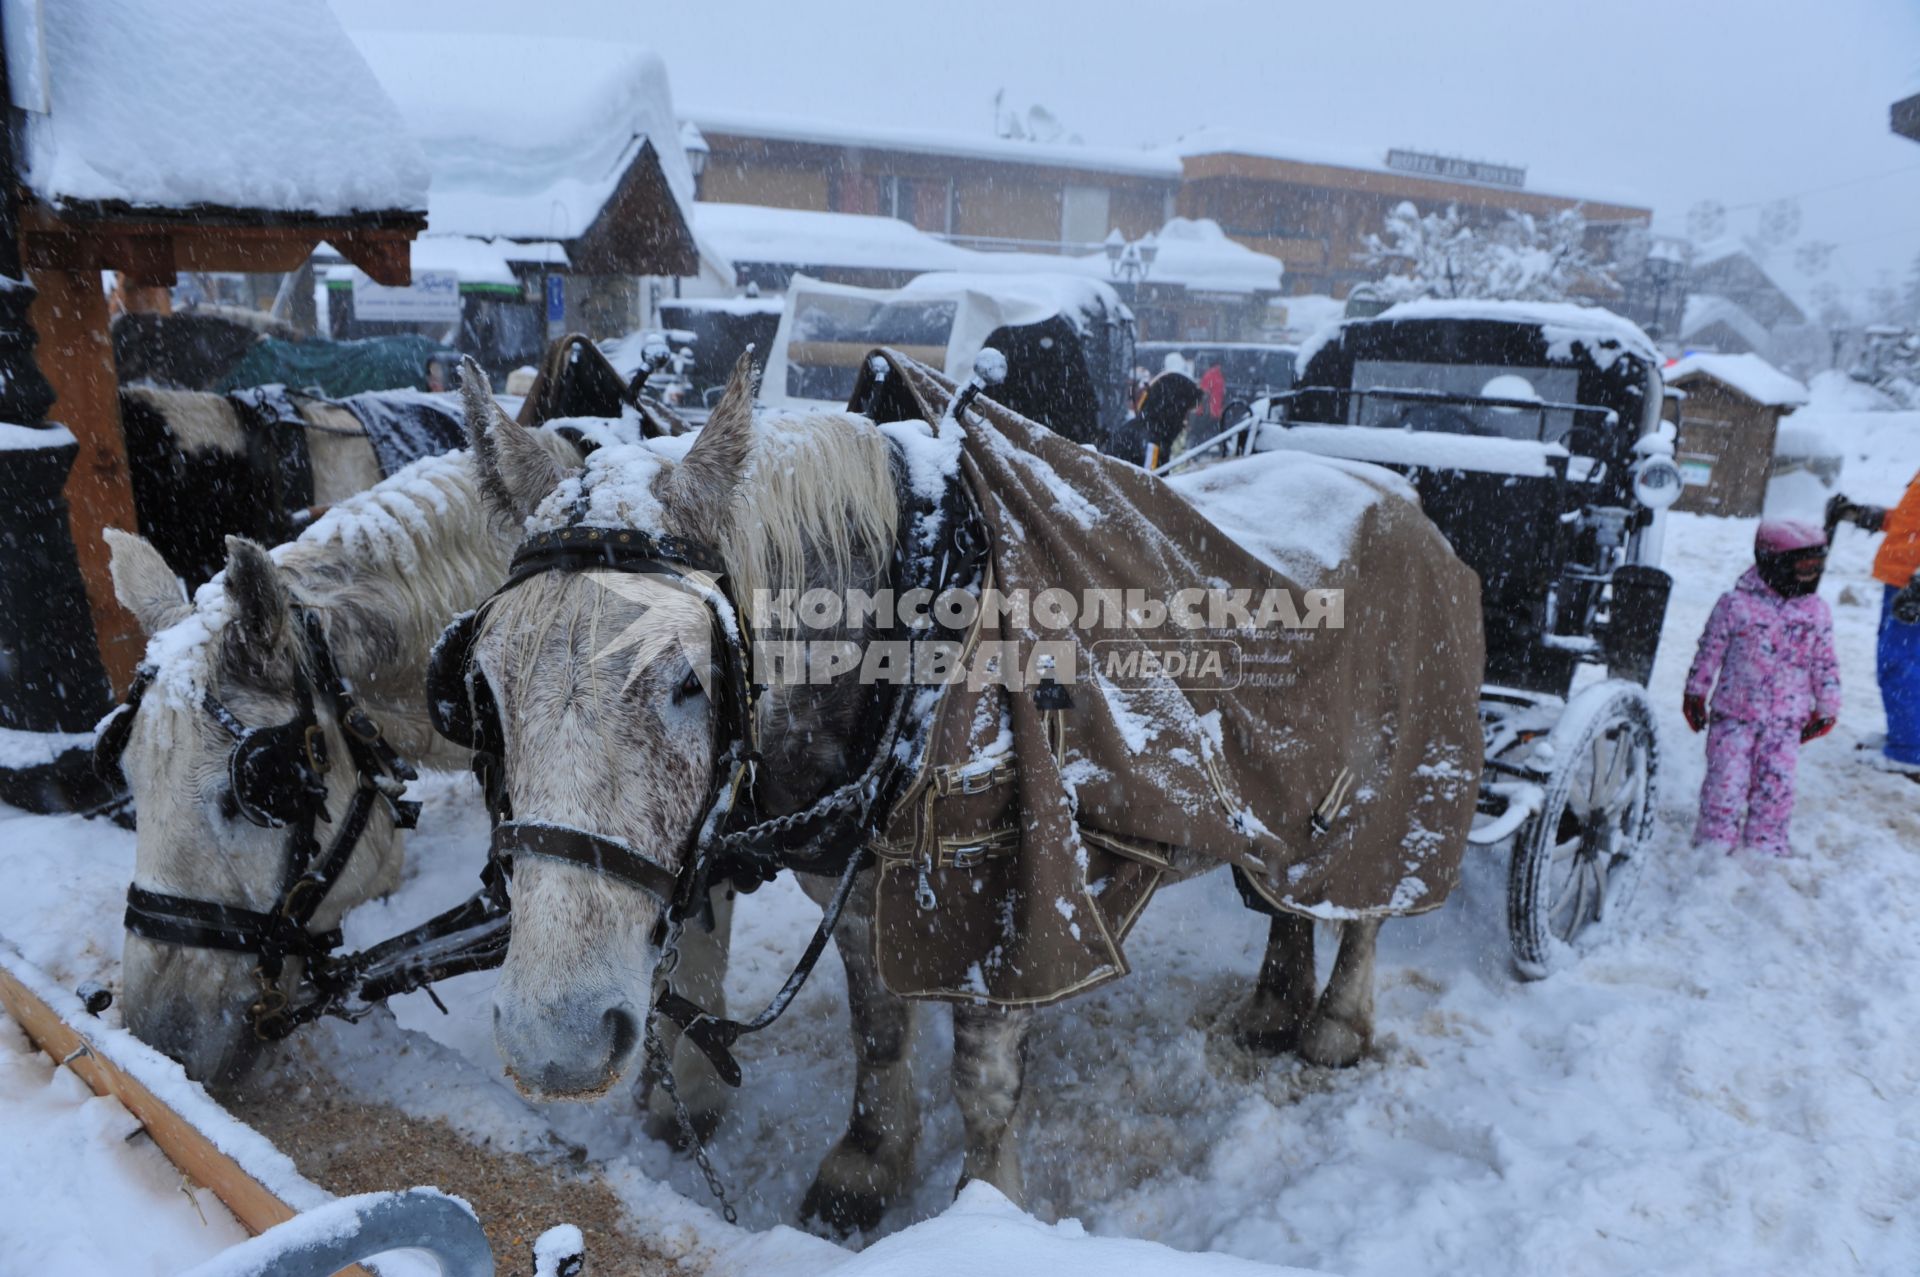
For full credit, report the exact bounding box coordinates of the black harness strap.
[492,822,681,911]
[123,885,343,958]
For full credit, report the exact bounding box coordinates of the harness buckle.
[303,724,331,776]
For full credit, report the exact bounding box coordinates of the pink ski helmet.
[1755,519,1827,555]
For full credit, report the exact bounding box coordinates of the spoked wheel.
[1507,680,1658,979]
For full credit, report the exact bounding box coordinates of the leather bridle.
[98,607,421,1039]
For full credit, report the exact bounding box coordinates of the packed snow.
[12,0,427,215]
[4,378,1920,1275]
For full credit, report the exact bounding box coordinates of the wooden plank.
[0,947,373,1276]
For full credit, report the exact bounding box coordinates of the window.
[1061,185,1111,246]
[880,176,954,233]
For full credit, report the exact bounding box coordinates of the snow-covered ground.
[4,379,1919,1275]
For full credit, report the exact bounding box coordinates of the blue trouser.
[1879,585,1920,765]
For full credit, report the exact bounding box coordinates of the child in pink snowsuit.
[1683,520,1841,856]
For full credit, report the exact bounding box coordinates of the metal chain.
[644,1017,738,1225]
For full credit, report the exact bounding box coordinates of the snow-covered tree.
[1359,201,1616,303]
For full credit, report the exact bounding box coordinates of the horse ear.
[668,352,756,518]
[462,355,571,521]
[105,528,190,635]
[222,536,289,655]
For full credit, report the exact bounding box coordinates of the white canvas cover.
[765,272,1122,409]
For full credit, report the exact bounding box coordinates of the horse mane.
[719,411,899,626]
[148,436,572,761]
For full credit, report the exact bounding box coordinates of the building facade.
[1175,142,1652,298]
[693,114,1180,253]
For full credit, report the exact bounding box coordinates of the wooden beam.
[0,948,371,1276]
[29,267,143,691]
[333,231,413,286]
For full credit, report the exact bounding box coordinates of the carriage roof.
[1294,299,1663,438]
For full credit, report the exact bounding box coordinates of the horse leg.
[798,870,920,1237]
[951,1000,1033,1205]
[641,883,734,1144]
[1228,912,1319,1055]
[1298,917,1382,1068]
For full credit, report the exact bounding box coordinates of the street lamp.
[1105,230,1157,291]
[1643,238,1685,343]
[679,121,709,197]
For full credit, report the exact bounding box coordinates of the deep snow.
[3,384,1919,1274]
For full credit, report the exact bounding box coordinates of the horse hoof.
[641,1105,723,1150]
[799,1181,886,1238]
[1297,1014,1369,1068]
[1231,1025,1302,1057]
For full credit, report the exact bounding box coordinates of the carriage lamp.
[1631,455,1684,510]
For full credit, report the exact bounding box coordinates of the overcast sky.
[334,0,1920,306]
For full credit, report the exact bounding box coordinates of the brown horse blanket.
[851,352,1485,1006]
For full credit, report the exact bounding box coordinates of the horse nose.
[493,998,642,1099]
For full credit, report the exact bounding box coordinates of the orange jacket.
[1873,471,1920,587]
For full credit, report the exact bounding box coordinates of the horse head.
[463,354,898,1099]
[105,530,406,1081]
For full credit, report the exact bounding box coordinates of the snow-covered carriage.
[1169,299,1686,976]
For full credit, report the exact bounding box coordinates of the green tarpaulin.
[218,335,456,398]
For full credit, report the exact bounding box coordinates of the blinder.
[220,704,331,829]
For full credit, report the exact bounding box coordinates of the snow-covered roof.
[691,111,1182,179]
[1300,298,1660,370]
[659,294,785,316]
[1664,352,1808,407]
[1170,126,1649,210]
[9,0,427,216]
[697,203,1280,295]
[348,33,693,243]
[323,235,567,287]
[694,203,978,275]
[1680,293,1772,353]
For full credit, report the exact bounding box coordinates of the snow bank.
[813,1183,1323,1276]
[0,1008,247,1273]
[349,34,692,242]
[1666,352,1808,407]
[13,0,426,215]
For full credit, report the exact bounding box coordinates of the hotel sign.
[1384,149,1527,190]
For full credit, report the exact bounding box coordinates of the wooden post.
[30,266,143,691]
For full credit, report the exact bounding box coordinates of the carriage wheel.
[1506,680,1657,980]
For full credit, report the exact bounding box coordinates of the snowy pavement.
[4,388,1920,1275]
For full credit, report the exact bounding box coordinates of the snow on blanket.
[6,401,1920,1274]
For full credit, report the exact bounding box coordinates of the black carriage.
[1172,301,1686,976]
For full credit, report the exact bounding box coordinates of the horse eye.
[674,668,706,703]
[217,787,241,822]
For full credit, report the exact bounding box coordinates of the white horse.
[104,432,642,1084]
[462,358,1386,1234]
